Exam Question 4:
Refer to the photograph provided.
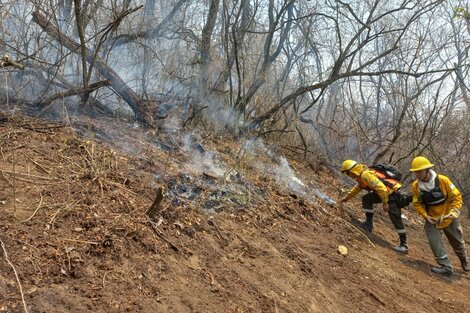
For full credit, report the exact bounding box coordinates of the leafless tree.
[0,0,469,197]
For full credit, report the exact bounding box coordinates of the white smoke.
[274,156,308,195]
[181,133,227,177]
[241,138,336,205]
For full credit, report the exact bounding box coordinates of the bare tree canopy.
[0,0,470,194]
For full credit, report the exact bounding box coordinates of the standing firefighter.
[410,156,470,276]
[339,160,409,254]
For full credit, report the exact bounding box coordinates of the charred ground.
[0,113,469,313]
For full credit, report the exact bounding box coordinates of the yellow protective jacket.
[345,164,401,203]
[411,174,462,229]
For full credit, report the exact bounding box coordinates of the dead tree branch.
[31,10,155,127]
[36,80,112,108]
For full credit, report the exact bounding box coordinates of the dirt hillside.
[1,113,469,313]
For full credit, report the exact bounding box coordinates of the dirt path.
[0,116,469,313]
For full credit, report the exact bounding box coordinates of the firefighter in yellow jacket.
[410,156,469,276]
[339,160,409,254]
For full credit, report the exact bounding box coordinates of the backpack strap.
[369,168,398,190]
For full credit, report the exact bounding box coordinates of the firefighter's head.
[341,160,361,177]
[410,156,434,181]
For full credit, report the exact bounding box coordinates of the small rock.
[337,245,348,255]
[26,286,38,294]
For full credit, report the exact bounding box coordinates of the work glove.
[444,208,460,220]
[436,208,460,228]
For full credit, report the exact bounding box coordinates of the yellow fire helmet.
[410,156,434,172]
[341,159,357,172]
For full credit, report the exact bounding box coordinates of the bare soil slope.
[1,113,469,313]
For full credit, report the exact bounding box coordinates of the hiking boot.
[431,266,453,277]
[359,213,374,232]
[461,260,470,272]
[360,221,373,232]
[393,245,409,254]
[397,233,408,253]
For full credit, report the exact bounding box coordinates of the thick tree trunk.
[32,10,155,127]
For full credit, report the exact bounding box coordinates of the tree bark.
[73,0,89,104]
[199,0,220,93]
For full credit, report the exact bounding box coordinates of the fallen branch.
[341,217,375,248]
[147,217,180,252]
[102,271,108,289]
[208,217,227,241]
[47,200,81,229]
[0,237,29,313]
[30,159,51,175]
[22,194,44,223]
[1,170,14,186]
[334,204,375,247]
[362,288,386,306]
[37,80,111,109]
[1,170,57,181]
